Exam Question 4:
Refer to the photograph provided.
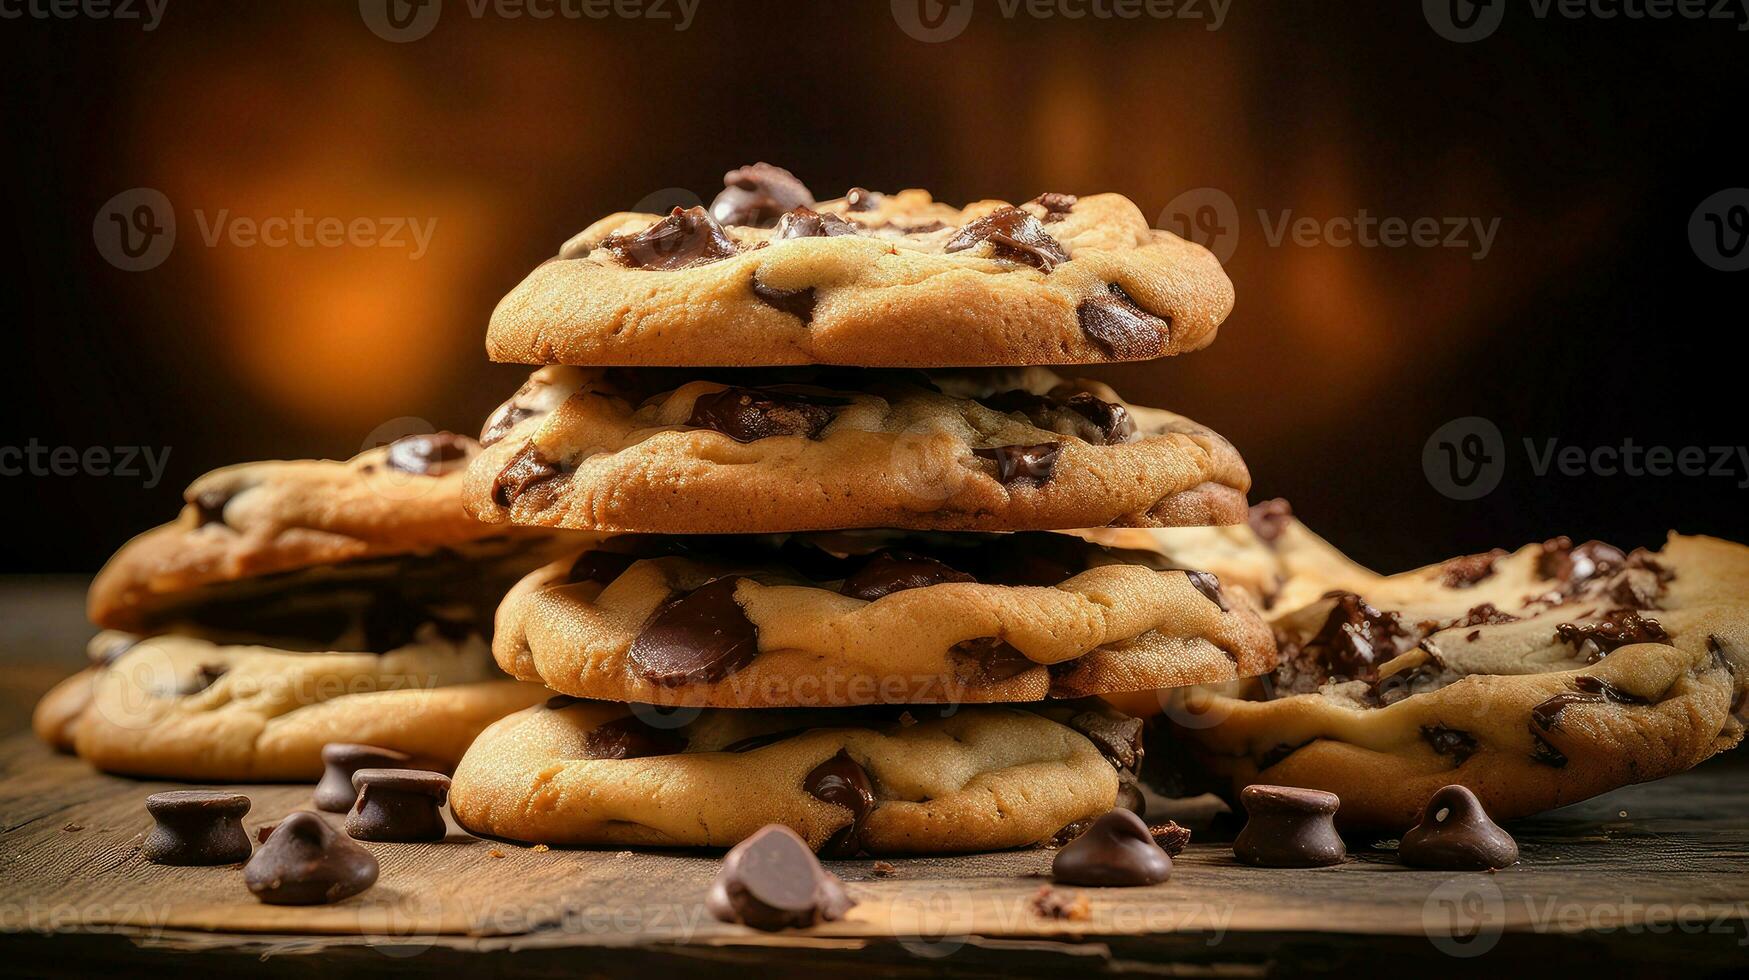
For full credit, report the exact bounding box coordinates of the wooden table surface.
[2,579,1747,978]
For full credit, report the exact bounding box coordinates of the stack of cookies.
[446,164,1277,855]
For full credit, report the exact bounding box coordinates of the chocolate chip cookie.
[450,698,1142,854]
[1173,531,1749,832]
[490,531,1275,707]
[487,165,1233,367]
[465,366,1250,533]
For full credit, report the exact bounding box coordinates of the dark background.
[2,0,1744,575]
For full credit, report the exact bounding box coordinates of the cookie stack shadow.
[445,163,1276,855]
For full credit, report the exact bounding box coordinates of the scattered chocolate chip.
[191,488,233,529]
[973,442,1061,485]
[1075,283,1168,359]
[844,187,881,211]
[491,444,566,508]
[584,715,687,760]
[1535,537,1626,588]
[142,790,253,866]
[1030,884,1092,920]
[1531,674,1648,732]
[776,206,860,239]
[246,811,379,905]
[1248,498,1293,545]
[345,769,451,843]
[840,550,976,601]
[1554,612,1671,662]
[706,824,855,930]
[1440,549,1508,588]
[599,206,740,271]
[950,636,1036,684]
[384,432,474,477]
[1031,192,1078,221]
[569,550,639,587]
[1421,726,1480,765]
[749,280,818,323]
[945,206,1070,272]
[687,387,845,443]
[804,750,874,858]
[315,744,412,813]
[1052,809,1172,887]
[629,577,761,686]
[1149,821,1192,855]
[1399,785,1518,870]
[1185,571,1229,612]
[711,163,815,228]
[1233,785,1345,868]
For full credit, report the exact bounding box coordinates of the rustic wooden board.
[3,734,1748,976]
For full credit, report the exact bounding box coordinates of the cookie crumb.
[487,849,506,859]
[531,843,551,852]
[62,823,83,833]
[871,860,898,878]
[1148,820,1192,855]
[1030,885,1090,921]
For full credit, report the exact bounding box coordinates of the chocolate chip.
[385,432,475,477]
[1398,785,1518,870]
[950,636,1035,684]
[1067,710,1144,774]
[191,488,233,529]
[1029,884,1091,919]
[246,811,379,905]
[491,444,565,508]
[1535,537,1626,587]
[584,715,687,760]
[840,551,976,601]
[775,206,860,239]
[706,824,856,930]
[803,750,874,858]
[345,768,450,843]
[1150,821,1192,855]
[1248,498,1293,545]
[1554,612,1671,662]
[1440,549,1507,588]
[1052,809,1172,887]
[1528,732,1569,768]
[599,206,740,270]
[569,549,638,586]
[142,790,253,866]
[945,206,1070,272]
[687,387,846,443]
[315,744,412,813]
[1530,674,1648,731]
[1075,283,1168,359]
[1185,571,1229,611]
[1233,785,1345,868]
[978,389,1134,445]
[1420,726,1479,765]
[974,442,1061,486]
[844,187,881,211]
[629,577,761,687]
[480,403,536,448]
[1454,603,1517,628]
[711,163,816,228]
[1031,192,1078,221]
[1295,593,1413,684]
[750,281,817,323]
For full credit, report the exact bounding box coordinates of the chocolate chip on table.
[775,206,860,239]
[142,790,253,866]
[973,443,1061,486]
[1554,612,1671,662]
[345,769,451,843]
[706,824,856,931]
[711,162,816,228]
[315,744,413,813]
[583,715,688,760]
[686,387,846,443]
[1052,809,1173,887]
[944,206,1070,272]
[1149,821,1192,855]
[804,750,875,859]
[844,187,882,211]
[1030,884,1091,920]
[1233,785,1346,868]
[491,444,565,508]
[246,811,379,906]
[628,577,761,686]
[1031,192,1078,221]
[750,281,818,323]
[384,432,474,477]
[839,550,976,601]
[1398,785,1518,870]
[1075,283,1168,359]
[599,206,740,270]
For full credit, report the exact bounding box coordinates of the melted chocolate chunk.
[142,791,253,866]
[1440,549,1507,588]
[1531,674,1648,731]
[1297,592,1413,684]
[599,206,740,270]
[977,389,1134,445]
[491,444,565,508]
[944,206,1069,272]
[568,550,639,587]
[1233,785,1345,868]
[1529,732,1568,768]
[775,206,860,239]
[1075,283,1168,359]
[687,387,846,443]
[1031,192,1078,221]
[1248,498,1293,545]
[840,550,975,601]
[1399,785,1518,870]
[1185,571,1229,612]
[973,442,1061,485]
[1420,726,1479,765]
[1554,612,1671,662]
[844,187,881,211]
[247,811,379,905]
[711,163,815,228]
[804,750,875,858]
[950,636,1036,684]
[480,390,539,447]
[1066,711,1144,774]
[1455,603,1518,628]
[1535,537,1626,587]
[750,280,817,323]
[628,577,761,687]
[1051,809,1172,887]
[707,825,855,930]
[384,431,473,477]
[191,488,233,529]
[584,715,687,760]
